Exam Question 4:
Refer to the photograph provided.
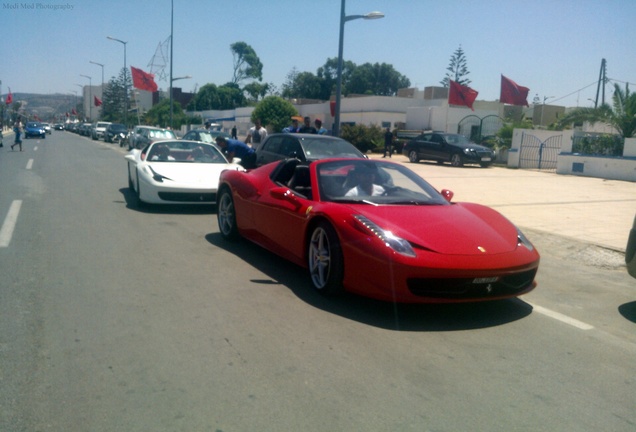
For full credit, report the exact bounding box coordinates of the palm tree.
[556,83,636,138]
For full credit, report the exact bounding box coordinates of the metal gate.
[518,132,562,171]
[457,115,505,143]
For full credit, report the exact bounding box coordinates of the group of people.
[283,116,327,135]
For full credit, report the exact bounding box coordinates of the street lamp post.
[80,74,92,121]
[89,60,104,118]
[107,36,128,127]
[169,0,174,130]
[333,0,384,137]
[74,85,83,119]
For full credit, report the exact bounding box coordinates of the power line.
[549,81,598,104]
[606,77,636,87]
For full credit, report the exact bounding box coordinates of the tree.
[339,123,384,153]
[281,69,323,100]
[440,45,471,87]
[189,82,245,110]
[101,67,131,125]
[243,82,271,104]
[496,115,533,149]
[230,42,263,85]
[556,83,636,138]
[144,98,186,129]
[348,62,410,96]
[316,57,357,99]
[283,58,411,100]
[251,96,298,133]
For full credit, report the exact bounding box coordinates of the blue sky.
[1,0,634,107]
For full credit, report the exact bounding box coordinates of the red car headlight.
[517,227,534,251]
[354,215,416,257]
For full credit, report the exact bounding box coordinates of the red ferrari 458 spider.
[217,158,540,303]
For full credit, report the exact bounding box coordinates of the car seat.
[287,165,312,199]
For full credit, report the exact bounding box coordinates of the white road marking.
[26,159,34,170]
[528,302,595,330]
[0,200,23,248]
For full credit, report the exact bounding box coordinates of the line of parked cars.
[120,128,540,305]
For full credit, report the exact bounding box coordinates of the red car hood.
[347,202,520,255]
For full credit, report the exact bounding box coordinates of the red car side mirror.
[440,189,454,202]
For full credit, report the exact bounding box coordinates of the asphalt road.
[1,131,635,431]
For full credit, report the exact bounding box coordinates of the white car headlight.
[354,215,416,257]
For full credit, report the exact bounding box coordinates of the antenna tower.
[147,36,171,84]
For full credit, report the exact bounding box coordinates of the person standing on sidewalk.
[382,127,393,158]
[245,119,267,149]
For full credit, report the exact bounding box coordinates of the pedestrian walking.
[11,119,23,151]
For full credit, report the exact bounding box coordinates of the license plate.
[481,157,492,161]
[473,277,498,284]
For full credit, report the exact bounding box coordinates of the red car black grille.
[407,268,537,299]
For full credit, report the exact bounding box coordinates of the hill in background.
[3,92,79,121]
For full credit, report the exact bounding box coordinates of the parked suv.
[129,125,177,150]
[91,121,112,140]
[402,132,496,167]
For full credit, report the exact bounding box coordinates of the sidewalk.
[370,154,636,252]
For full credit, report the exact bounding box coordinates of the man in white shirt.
[245,119,267,148]
[345,165,385,197]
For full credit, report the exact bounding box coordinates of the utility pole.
[593,58,606,108]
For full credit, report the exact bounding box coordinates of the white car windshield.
[146,141,228,163]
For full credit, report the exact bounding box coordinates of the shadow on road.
[205,232,533,332]
[618,301,636,324]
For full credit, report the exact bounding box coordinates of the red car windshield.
[316,160,449,205]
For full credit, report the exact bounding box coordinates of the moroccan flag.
[71,108,77,115]
[448,80,478,111]
[500,75,529,106]
[94,96,102,106]
[131,66,158,92]
[5,88,12,105]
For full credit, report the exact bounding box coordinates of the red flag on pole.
[500,75,529,106]
[448,80,478,111]
[131,66,158,92]
[72,108,77,115]
[5,88,13,105]
[94,96,102,107]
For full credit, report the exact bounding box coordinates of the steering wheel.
[381,186,401,196]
